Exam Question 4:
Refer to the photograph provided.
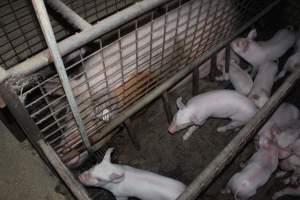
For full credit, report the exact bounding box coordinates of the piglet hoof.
[275,171,288,178]
[220,188,230,194]
[217,127,227,133]
[182,134,190,141]
[272,192,281,200]
[283,177,291,185]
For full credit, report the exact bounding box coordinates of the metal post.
[45,0,92,31]
[176,68,300,200]
[123,119,141,151]
[225,44,231,74]
[209,53,217,81]
[6,0,171,80]
[192,67,199,95]
[31,0,92,151]
[162,91,173,123]
[0,81,52,168]
[38,140,91,200]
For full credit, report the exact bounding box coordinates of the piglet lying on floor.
[223,132,279,200]
[168,90,257,140]
[79,148,186,200]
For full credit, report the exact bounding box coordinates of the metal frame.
[0,0,170,80]
[31,0,92,152]
[0,0,292,200]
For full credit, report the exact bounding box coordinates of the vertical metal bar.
[123,119,141,150]
[192,67,199,95]
[31,0,92,151]
[209,53,217,81]
[162,91,173,124]
[225,44,231,74]
[0,81,52,168]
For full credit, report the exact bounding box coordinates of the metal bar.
[45,0,92,31]
[225,44,231,74]
[5,0,170,81]
[209,53,217,81]
[192,67,199,95]
[162,91,173,124]
[0,81,52,168]
[31,0,92,151]
[0,107,26,142]
[123,119,141,151]
[176,67,300,200]
[87,0,281,153]
[38,139,91,200]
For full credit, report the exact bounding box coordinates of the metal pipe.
[31,0,92,151]
[45,0,92,31]
[6,0,170,80]
[88,0,281,152]
[38,140,91,200]
[176,67,300,200]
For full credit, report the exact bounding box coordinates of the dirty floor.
[0,120,72,200]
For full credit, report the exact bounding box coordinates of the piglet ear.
[247,29,257,40]
[109,172,125,183]
[176,97,186,110]
[103,147,115,162]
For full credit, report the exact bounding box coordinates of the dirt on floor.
[0,120,73,200]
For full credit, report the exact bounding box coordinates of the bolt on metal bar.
[45,0,92,31]
[4,0,171,81]
[31,0,92,151]
[87,0,281,154]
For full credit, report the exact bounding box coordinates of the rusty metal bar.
[38,140,91,200]
[192,67,199,95]
[45,0,92,31]
[88,0,281,153]
[31,0,92,151]
[4,0,170,81]
[123,119,141,151]
[176,66,300,200]
[162,91,173,124]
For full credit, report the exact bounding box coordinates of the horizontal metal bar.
[38,139,91,200]
[45,0,92,31]
[88,0,281,153]
[177,67,299,200]
[31,0,92,151]
[4,0,170,81]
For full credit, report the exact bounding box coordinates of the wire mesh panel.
[0,0,138,69]
[15,0,274,167]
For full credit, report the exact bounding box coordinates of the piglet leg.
[116,197,128,200]
[217,121,244,133]
[183,126,198,141]
[272,186,300,200]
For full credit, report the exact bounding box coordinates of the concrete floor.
[0,120,68,200]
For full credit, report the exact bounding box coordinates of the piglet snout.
[78,172,91,184]
[168,124,177,134]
